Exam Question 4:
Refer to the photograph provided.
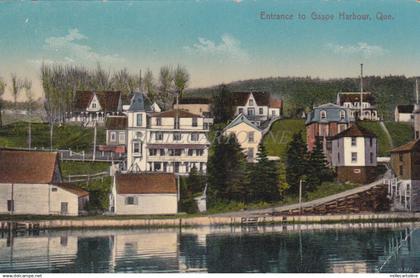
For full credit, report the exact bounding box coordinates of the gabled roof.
[105,116,127,130]
[269,98,283,109]
[337,92,376,105]
[305,103,354,125]
[115,173,177,194]
[0,149,59,184]
[331,124,376,140]
[152,109,202,118]
[128,91,153,112]
[232,91,271,107]
[224,113,261,131]
[57,183,89,198]
[396,104,414,114]
[74,91,121,112]
[390,139,420,153]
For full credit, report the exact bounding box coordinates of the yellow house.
[224,114,263,162]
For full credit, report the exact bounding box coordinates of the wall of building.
[173,104,210,116]
[336,166,377,184]
[0,183,80,215]
[224,122,262,162]
[106,130,127,146]
[114,193,178,215]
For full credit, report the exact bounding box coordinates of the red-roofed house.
[110,173,177,215]
[0,149,89,215]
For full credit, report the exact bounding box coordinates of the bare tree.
[0,77,5,127]
[173,65,190,99]
[158,66,174,110]
[11,73,24,116]
[22,79,33,148]
[143,68,157,101]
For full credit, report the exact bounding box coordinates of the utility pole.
[50,120,53,151]
[360,63,364,121]
[416,78,419,104]
[28,102,32,149]
[299,179,303,215]
[93,120,97,161]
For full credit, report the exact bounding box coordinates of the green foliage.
[285,131,308,195]
[384,121,413,148]
[305,138,334,192]
[179,167,207,214]
[0,122,105,151]
[79,177,112,212]
[210,85,235,124]
[248,143,281,202]
[60,161,110,176]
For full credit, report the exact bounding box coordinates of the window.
[133,141,141,154]
[272,110,276,116]
[238,108,244,114]
[174,118,180,129]
[370,137,373,147]
[354,169,361,174]
[149,149,157,156]
[351,152,357,163]
[173,132,181,141]
[249,99,254,106]
[119,132,125,143]
[110,132,116,142]
[248,132,255,143]
[155,132,163,141]
[337,152,340,163]
[370,152,374,164]
[159,149,165,156]
[156,117,162,126]
[7,200,14,212]
[192,117,198,127]
[259,108,264,115]
[416,131,419,139]
[191,133,199,141]
[247,148,254,161]
[60,236,68,246]
[247,108,255,116]
[125,196,137,205]
[169,149,182,156]
[154,162,161,171]
[400,165,404,176]
[320,110,327,120]
[51,187,58,192]
[92,103,96,109]
[339,110,345,120]
[196,149,204,156]
[61,202,68,214]
[351,137,357,146]
[136,114,142,126]
[174,162,180,173]
[188,149,194,156]
[399,153,404,162]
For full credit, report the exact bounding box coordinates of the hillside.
[187,75,417,121]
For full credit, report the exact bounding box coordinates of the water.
[0,222,419,273]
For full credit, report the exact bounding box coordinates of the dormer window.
[92,103,96,109]
[136,114,142,127]
[249,99,254,106]
[320,110,327,120]
[339,110,345,120]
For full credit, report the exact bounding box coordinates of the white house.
[394,105,414,123]
[224,114,263,162]
[66,90,123,127]
[173,97,213,130]
[99,115,128,155]
[331,125,378,184]
[110,172,178,215]
[232,91,282,126]
[0,149,89,216]
[126,92,210,175]
[336,92,379,121]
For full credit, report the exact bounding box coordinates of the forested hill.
[186,75,418,120]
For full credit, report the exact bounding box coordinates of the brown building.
[389,139,420,211]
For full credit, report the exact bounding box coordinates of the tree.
[248,143,280,203]
[173,65,189,99]
[306,138,334,192]
[157,65,174,110]
[186,166,206,194]
[143,68,157,101]
[11,73,24,116]
[211,84,234,124]
[0,78,5,127]
[22,79,33,148]
[285,131,308,195]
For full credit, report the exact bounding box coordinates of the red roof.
[74,91,121,112]
[116,173,177,194]
[390,139,420,153]
[0,149,60,184]
[57,184,89,198]
[331,124,376,139]
[105,116,127,130]
[269,98,283,109]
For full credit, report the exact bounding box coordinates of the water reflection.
[0,222,419,273]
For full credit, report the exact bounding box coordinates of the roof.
[57,184,89,198]
[224,113,261,131]
[0,149,59,184]
[331,124,376,139]
[128,91,153,112]
[390,139,420,153]
[152,109,202,118]
[305,103,354,125]
[115,173,177,194]
[232,91,271,107]
[177,97,211,105]
[269,98,283,109]
[146,144,207,149]
[396,104,414,114]
[337,92,376,105]
[105,116,127,130]
[74,91,121,112]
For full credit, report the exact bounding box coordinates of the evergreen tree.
[248,143,280,203]
[285,131,308,195]
[186,166,206,194]
[211,85,234,124]
[306,138,334,191]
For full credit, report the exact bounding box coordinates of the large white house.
[0,149,89,216]
[224,114,263,162]
[336,92,379,121]
[232,91,282,126]
[331,125,378,184]
[110,172,178,215]
[126,92,210,175]
[394,105,414,123]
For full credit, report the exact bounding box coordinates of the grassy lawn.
[384,121,413,148]
[358,121,392,156]
[61,161,110,176]
[206,181,359,214]
[263,119,306,159]
[0,122,105,152]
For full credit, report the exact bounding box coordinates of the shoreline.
[1,212,420,231]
